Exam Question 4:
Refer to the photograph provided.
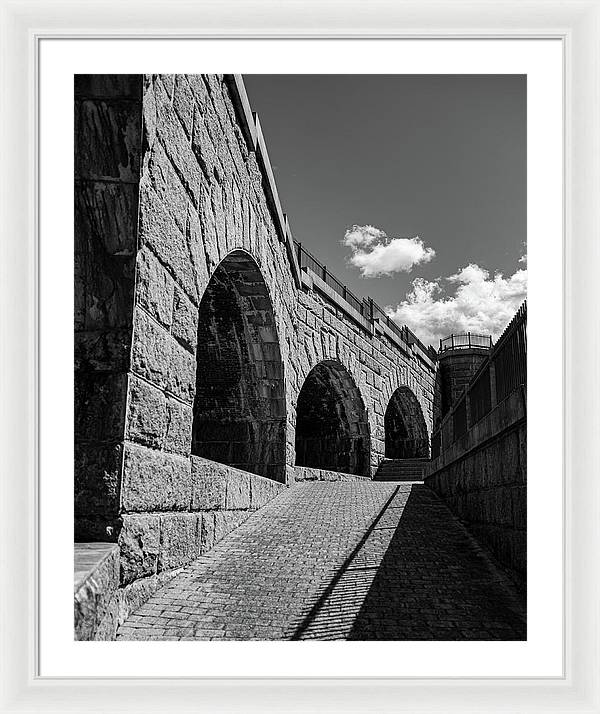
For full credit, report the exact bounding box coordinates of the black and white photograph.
[74,73,527,642]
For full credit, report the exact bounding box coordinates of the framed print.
[1,1,599,712]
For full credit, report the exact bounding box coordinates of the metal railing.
[493,303,527,403]
[439,333,493,353]
[295,241,436,358]
[433,301,527,450]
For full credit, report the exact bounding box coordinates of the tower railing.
[438,333,493,353]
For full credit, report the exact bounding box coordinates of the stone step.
[374,458,429,482]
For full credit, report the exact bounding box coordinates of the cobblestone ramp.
[117,482,525,641]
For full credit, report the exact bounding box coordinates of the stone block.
[75,371,128,443]
[74,543,120,640]
[225,469,251,509]
[190,457,227,510]
[167,340,196,404]
[213,510,250,545]
[200,511,216,553]
[172,288,198,352]
[131,307,171,389]
[249,473,285,509]
[136,246,174,327]
[74,443,122,539]
[154,79,204,208]
[138,183,199,303]
[75,329,132,372]
[143,141,188,233]
[75,98,141,182]
[76,180,138,256]
[118,514,161,585]
[172,75,195,137]
[121,443,192,511]
[126,375,167,448]
[158,513,201,571]
[164,398,193,456]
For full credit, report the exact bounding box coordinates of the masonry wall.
[425,388,526,581]
[75,74,438,604]
[74,75,143,541]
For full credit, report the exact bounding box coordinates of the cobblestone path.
[117,482,526,641]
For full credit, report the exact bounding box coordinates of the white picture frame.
[1,0,598,711]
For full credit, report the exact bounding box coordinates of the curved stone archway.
[294,360,370,476]
[384,386,429,459]
[191,250,287,482]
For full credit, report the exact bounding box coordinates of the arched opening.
[384,387,429,459]
[295,361,370,476]
[192,251,286,482]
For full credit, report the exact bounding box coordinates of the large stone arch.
[294,359,371,476]
[192,249,287,482]
[384,386,429,459]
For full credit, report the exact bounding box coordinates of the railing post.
[489,361,498,408]
[451,334,455,349]
[322,265,327,281]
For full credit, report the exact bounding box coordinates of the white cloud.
[343,224,435,278]
[387,262,527,347]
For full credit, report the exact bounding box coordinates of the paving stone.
[117,482,525,641]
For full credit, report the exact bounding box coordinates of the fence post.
[465,389,472,430]
[489,361,498,408]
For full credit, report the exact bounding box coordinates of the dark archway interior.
[384,387,429,459]
[295,361,370,476]
[192,251,286,482]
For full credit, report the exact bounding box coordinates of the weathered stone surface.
[154,79,203,208]
[75,99,141,182]
[74,543,120,641]
[131,307,171,388]
[75,372,128,443]
[75,180,138,256]
[118,514,160,584]
[136,246,174,327]
[164,399,193,455]
[158,513,200,571]
[167,340,196,404]
[171,288,198,352]
[138,183,199,303]
[172,74,195,137]
[249,473,286,509]
[225,469,251,509]
[190,457,227,510]
[74,444,122,540]
[126,375,167,448]
[213,510,251,545]
[121,444,192,512]
[117,566,183,628]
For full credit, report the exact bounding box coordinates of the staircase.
[374,458,429,482]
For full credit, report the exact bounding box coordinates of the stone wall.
[74,74,438,601]
[291,466,371,483]
[74,75,143,541]
[425,388,526,580]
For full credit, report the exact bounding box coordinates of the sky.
[243,75,527,348]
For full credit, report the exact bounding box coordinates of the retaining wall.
[425,388,526,580]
